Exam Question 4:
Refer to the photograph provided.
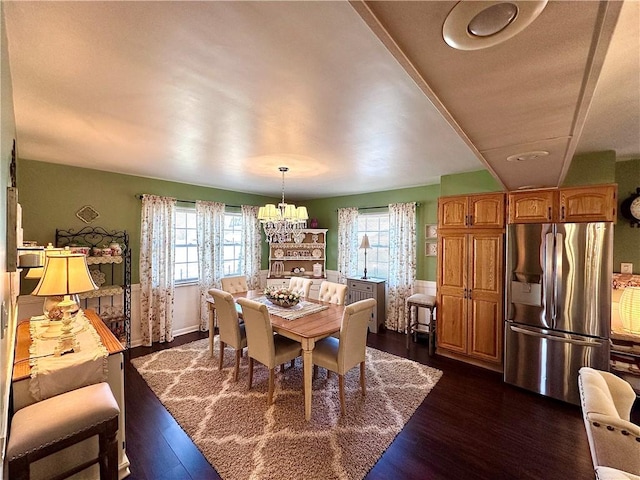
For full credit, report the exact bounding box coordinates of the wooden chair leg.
[268,368,275,405]
[280,363,285,372]
[219,341,225,370]
[360,361,366,395]
[248,357,254,389]
[290,359,295,369]
[234,349,241,382]
[338,374,346,415]
[313,364,319,379]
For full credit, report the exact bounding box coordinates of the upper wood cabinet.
[439,193,505,229]
[559,185,617,223]
[508,185,617,223]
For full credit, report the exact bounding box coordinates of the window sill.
[175,281,199,288]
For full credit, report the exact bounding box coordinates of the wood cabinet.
[438,193,505,229]
[508,184,617,224]
[437,191,505,369]
[346,278,386,333]
[437,231,503,364]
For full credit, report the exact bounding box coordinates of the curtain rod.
[136,194,241,209]
[336,202,422,212]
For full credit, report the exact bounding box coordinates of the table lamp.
[31,253,98,355]
[619,287,640,334]
[359,234,370,279]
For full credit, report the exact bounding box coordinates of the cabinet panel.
[559,185,617,222]
[437,293,467,352]
[438,234,466,291]
[470,233,503,295]
[438,196,468,228]
[469,193,505,228]
[508,190,555,223]
[469,298,502,362]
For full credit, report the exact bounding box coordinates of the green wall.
[614,158,640,274]
[304,184,441,281]
[440,169,503,196]
[17,159,278,292]
[562,150,617,186]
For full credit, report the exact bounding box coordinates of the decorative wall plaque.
[76,205,100,224]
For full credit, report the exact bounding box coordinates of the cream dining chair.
[236,298,303,405]
[318,281,347,305]
[220,275,248,294]
[312,298,377,415]
[208,288,247,382]
[289,277,313,299]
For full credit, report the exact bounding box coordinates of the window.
[357,211,390,279]
[223,212,242,276]
[174,207,198,283]
[173,207,243,283]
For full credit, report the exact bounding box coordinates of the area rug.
[131,338,442,480]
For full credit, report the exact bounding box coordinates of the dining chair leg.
[338,374,346,415]
[268,368,275,405]
[290,359,295,369]
[248,358,254,389]
[313,365,318,380]
[280,363,285,372]
[234,349,241,382]
[360,361,366,395]
[219,341,225,370]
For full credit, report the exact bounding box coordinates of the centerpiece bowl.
[264,288,300,308]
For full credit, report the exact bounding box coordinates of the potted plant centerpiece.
[264,287,300,308]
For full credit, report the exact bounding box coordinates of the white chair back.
[208,288,243,348]
[237,298,276,369]
[289,277,312,298]
[318,281,347,305]
[338,298,376,372]
[221,276,248,294]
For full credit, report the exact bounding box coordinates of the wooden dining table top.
[231,290,344,339]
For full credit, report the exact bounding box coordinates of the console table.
[12,309,130,479]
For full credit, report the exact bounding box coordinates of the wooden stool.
[406,294,437,355]
[7,382,120,480]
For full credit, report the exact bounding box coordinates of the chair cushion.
[596,467,640,480]
[313,336,340,372]
[7,382,119,460]
[406,294,436,307]
[273,335,303,365]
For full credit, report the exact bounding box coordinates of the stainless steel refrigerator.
[504,222,612,405]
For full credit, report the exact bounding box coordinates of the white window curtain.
[337,207,359,284]
[241,205,262,290]
[140,194,176,346]
[386,202,417,332]
[196,200,225,331]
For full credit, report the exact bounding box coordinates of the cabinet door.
[508,190,556,223]
[469,193,505,228]
[559,185,617,222]
[467,232,503,363]
[437,233,468,352]
[438,196,468,228]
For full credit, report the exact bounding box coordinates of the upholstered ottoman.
[7,382,120,480]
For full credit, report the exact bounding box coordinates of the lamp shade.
[296,206,309,220]
[619,287,640,334]
[359,234,371,250]
[31,254,98,297]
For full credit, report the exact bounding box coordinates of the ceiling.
[4,1,639,200]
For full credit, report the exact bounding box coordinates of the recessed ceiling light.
[506,150,550,162]
[443,1,548,51]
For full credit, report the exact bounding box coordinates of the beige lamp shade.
[296,206,309,220]
[359,234,371,250]
[619,287,640,335]
[31,254,98,297]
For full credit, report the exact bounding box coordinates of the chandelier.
[258,167,308,243]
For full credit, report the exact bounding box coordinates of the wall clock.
[620,187,640,227]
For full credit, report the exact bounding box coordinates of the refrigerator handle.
[554,232,563,325]
[544,232,555,323]
[509,325,603,346]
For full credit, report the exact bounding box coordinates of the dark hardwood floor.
[124,330,638,480]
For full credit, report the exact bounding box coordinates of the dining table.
[207,290,345,420]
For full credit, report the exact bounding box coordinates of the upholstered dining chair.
[312,298,376,414]
[236,297,303,405]
[318,281,347,305]
[208,288,247,382]
[289,277,313,298]
[220,275,248,294]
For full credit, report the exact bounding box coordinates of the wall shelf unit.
[56,227,131,348]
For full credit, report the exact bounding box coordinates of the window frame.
[357,210,390,279]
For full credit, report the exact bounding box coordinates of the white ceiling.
[4,1,639,200]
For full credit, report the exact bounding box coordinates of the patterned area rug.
[131,338,442,480]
